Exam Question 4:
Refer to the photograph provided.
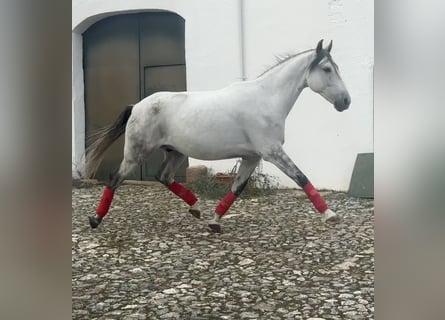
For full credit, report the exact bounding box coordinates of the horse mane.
[257,49,314,78]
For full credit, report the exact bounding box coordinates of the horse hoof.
[208,223,222,233]
[322,209,341,224]
[188,209,201,219]
[326,215,341,224]
[89,215,102,229]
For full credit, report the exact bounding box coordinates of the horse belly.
[168,126,255,160]
[183,144,256,161]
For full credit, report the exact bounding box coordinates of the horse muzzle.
[334,93,351,112]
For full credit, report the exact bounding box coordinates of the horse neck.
[256,50,315,118]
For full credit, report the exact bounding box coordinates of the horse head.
[306,39,351,112]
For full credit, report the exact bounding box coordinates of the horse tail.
[84,105,134,179]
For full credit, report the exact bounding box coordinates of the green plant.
[186,169,230,199]
[234,160,278,198]
[187,160,278,199]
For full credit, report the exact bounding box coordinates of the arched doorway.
[83,12,187,181]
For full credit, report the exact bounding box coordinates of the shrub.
[186,160,278,199]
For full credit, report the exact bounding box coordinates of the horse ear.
[316,39,323,54]
[327,40,333,52]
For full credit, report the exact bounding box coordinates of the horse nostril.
[342,96,351,108]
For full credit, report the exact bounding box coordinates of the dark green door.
[83,12,187,182]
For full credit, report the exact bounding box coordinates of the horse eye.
[322,67,332,73]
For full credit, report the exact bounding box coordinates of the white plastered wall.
[72,0,373,190]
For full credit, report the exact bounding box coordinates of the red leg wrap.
[215,192,237,216]
[168,182,198,206]
[96,187,114,218]
[303,183,328,213]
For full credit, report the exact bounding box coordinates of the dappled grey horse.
[85,40,351,233]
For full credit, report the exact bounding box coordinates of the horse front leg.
[263,146,340,223]
[208,157,261,233]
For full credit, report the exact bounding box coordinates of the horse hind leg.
[156,150,201,219]
[89,156,140,228]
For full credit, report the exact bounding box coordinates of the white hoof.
[321,209,341,224]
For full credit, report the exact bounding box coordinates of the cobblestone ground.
[72,184,374,320]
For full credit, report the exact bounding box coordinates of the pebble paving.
[72,183,374,319]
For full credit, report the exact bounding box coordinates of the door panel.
[144,65,186,96]
[139,13,186,69]
[83,12,187,182]
[84,15,141,181]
